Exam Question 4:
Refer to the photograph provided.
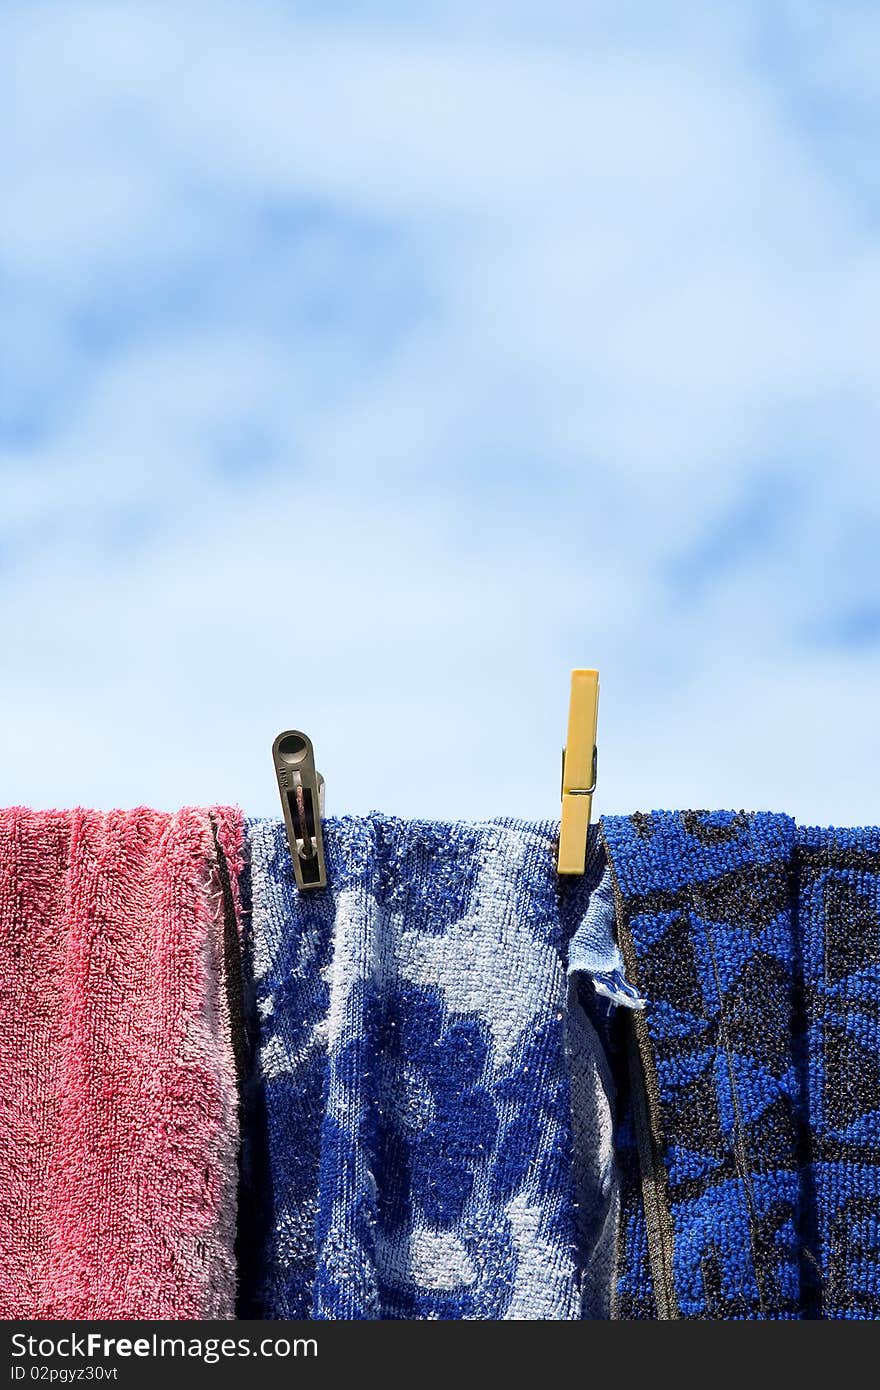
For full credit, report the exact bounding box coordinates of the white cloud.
[1,1,879,823]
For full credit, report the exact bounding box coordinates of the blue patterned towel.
[238,815,630,1320]
[603,812,880,1320]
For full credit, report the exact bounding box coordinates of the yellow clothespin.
[558,668,599,874]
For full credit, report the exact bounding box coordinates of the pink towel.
[0,806,245,1319]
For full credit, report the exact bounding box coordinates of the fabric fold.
[0,805,245,1320]
[236,815,336,1317]
[796,824,880,1319]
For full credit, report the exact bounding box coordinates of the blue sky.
[2,1,879,823]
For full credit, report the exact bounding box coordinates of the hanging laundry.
[603,811,880,1320]
[3,798,878,1321]
[0,806,245,1319]
[237,815,633,1320]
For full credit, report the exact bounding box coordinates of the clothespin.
[272,730,327,889]
[558,669,599,874]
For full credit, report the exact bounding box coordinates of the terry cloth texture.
[0,806,245,1319]
[603,811,880,1320]
[239,816,627,1320]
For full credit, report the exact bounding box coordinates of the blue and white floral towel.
[238,815,631,1320]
